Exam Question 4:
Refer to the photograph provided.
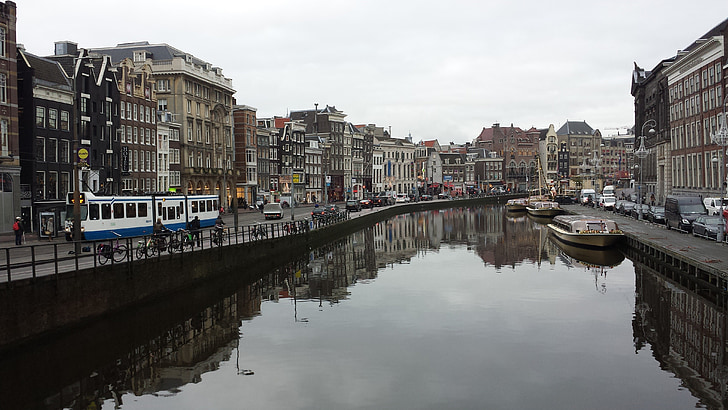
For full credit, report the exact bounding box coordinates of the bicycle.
[250,223,268,241]
[284,222,298,235]
[211,227,227,247]
[97,231,127,265]
[169,228,195,253]
[136,236,157,259]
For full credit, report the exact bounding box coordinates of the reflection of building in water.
[634,264,728,408]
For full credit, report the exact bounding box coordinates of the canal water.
[2,205,726,409]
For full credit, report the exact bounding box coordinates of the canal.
[1,205,726,409]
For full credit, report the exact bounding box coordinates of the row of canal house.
[632,18,728,206]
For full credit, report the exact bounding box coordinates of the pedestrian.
[12,216,22,245]
[189,215,201,247]
[153,217,166,234]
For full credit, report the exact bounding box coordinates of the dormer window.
[133,51,146,62]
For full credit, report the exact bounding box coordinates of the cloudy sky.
[16,0,728,143]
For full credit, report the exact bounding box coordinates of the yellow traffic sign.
[78,148,89,160]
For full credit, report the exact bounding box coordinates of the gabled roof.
[421,139,439,148]
[19,48,72,89]
[556,120,595,136]
[274,117,290,128]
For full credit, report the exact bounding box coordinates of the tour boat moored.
[506,198,527,212]
[526,201,563,218]
[547,214,624,248]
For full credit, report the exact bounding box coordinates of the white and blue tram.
[64,192,220,241]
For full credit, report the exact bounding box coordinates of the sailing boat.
[526,156,562,218]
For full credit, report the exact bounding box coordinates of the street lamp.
[635,119,656,221]
[710,96,728,242]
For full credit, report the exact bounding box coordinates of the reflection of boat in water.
[550,236,625,267]
[506,198,527,212]
[547,215,624,248]
[526,201,563,218]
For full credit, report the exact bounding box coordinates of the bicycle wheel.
[135,245,146,260]
[113,245,127,262]
[168,238,180,253]
[98,246,110,265]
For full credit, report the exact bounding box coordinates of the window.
[47,138,57,162]
[60,111,69,131]
[187,100,192,114]
[0,120,7,156]
[36,107,46,128]
[113,203,124,219]
[0,73,6,103]
[89,204,100,220]
[158,98,167,111]
[126,202,136,218]
[138,203,148,217]
[133,104,138,121]
[191,201,198,213]
[35,137,45,161]
[145,106,150,123]
[101,203,112,219]
[157,79,170,92]
[60,172,69,196]
[35,171,45,200]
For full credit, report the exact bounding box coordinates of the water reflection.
[634,260,728,408]
[3,205,728,409]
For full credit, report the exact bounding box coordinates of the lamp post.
[710,96,728,242]
[635,119,656,221]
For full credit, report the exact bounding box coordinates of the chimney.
[54,41,78,56]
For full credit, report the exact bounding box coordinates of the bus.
[64,192,219,241]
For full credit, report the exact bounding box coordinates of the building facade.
[0,1,19,232]
[90,42,235,205]
[17,47,72,237]
[233,104,257,207]
[116,57,157,194]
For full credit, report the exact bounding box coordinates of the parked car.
[311,204,340,220]
[599,196,617,211]
[375,193,395,206]
[617,201,636,215]
[263,203,284,220]
[421,194,433,201]
[359,198,373,209]
[629,203,650,219]
[345,200,362,212]
[395,194,410,203]
[646,206,665,224]
[691,215,726,240]
[665,195,706,232]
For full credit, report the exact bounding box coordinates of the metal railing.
[0,212,350,285]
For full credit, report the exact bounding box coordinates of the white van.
[703,197,728,215]
[580,189,596,205]
[602,185,615,197]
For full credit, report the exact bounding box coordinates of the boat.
[506,198,527,212]
[526,201,563,218]
[547,214,624,248]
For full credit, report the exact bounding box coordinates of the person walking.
[12,216,23,245]
[189,216,201,247]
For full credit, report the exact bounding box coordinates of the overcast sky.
[16,0,728,143]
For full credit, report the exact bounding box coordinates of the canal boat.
[526,201,563,218]
[506,198,527,212]
[547,214,624,248]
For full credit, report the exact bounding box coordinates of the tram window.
[126,203,136,218]
[101,204,112,220]
[214,200,218,211]
[178,204,183,215]
[191,201,198,213]
[113,203,124,219]
[206,200,212,212]
[138,203,148,217]
[158,203,163,219]
[89,204,100,220]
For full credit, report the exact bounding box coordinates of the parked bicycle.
[97,231,127,265]
[168,228,195,253]
[135,233,168,258]
[250,223,268,241]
